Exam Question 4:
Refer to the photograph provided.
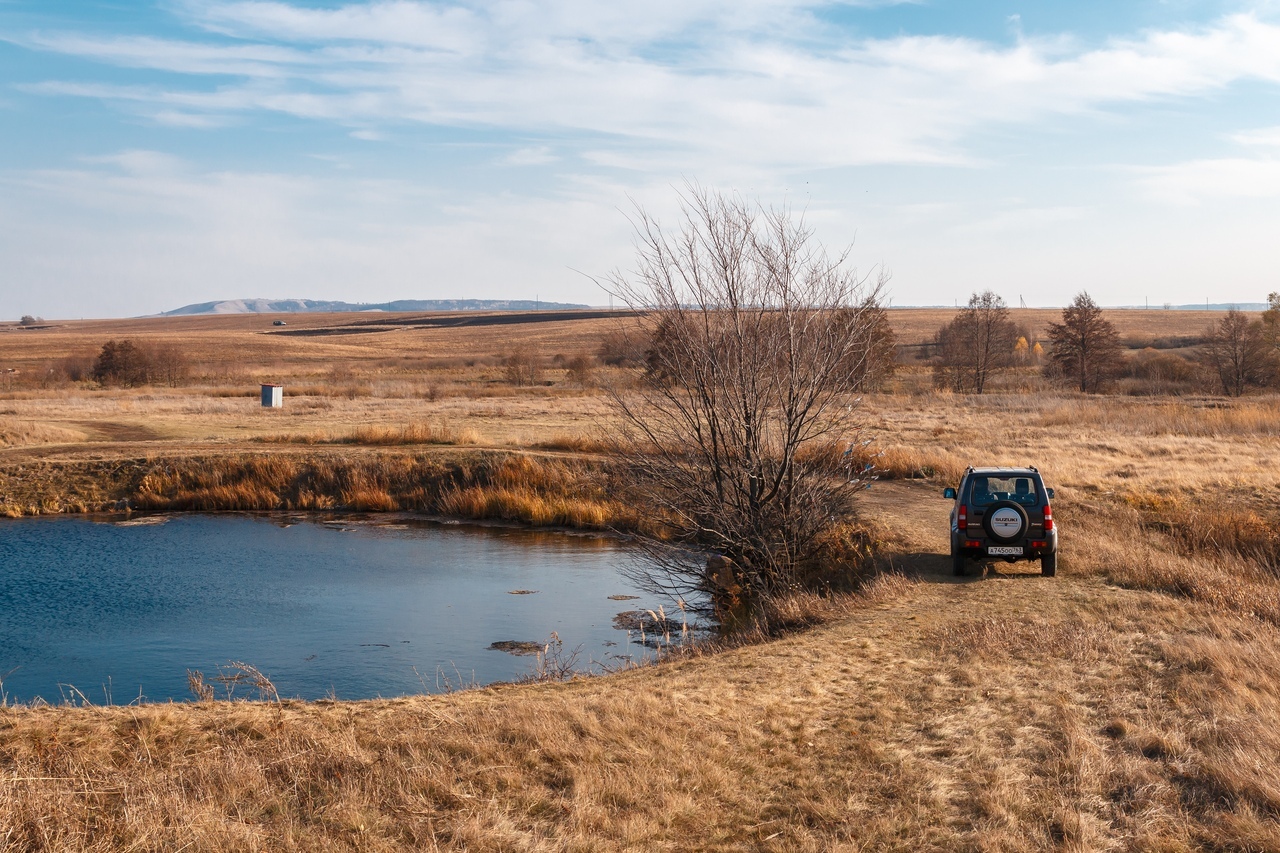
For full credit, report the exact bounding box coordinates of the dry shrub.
[867,445,968,483]
[1063,500,1280,626]
[504,348,542,386]
[563,354,595,386]
[340,483,399,512]
[1120,347,1202,395]
[531,433,612,453]
[754,571,918,633]
[1110,551,1280,626]
[440,485,609,528]
[1119,490,1280,568]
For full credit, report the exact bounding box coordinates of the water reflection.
[0,514,693,703]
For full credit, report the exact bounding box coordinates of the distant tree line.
[930,290,1280,396]
[90,339,190,388]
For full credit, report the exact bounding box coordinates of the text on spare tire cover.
[990,508,1023,534]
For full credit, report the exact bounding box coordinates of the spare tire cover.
[983,500,1028,543]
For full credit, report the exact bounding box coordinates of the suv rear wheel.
[952,551,966,577]
[1041,552,1057,577]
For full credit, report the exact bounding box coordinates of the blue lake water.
[0,514,681,703]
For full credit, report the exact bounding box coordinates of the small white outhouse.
[260,384,283,408]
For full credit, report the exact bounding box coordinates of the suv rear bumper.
[952,529,1057,560]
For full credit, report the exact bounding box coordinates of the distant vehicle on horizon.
[272,319,287,326]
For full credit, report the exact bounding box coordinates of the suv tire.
[1041,552,1057,577]
[952,551,966,577]
[982,500,1029,543]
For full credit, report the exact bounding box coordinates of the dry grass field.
[2,308,1279,849]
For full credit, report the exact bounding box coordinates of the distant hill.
[1118,303,1271,311]
[161,298,591,316]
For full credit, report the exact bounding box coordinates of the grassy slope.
[3,482,1279,851]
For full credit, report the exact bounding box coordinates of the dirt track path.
[70,419,163,442]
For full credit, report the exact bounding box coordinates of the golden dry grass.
[3,310,1280,848]
[256,421,483,447]
[0,416,85,448]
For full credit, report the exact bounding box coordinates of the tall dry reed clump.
[0,451,636,531]
[1058,493,1280,627]
[437,454,617,528]
[1036,396,1280,437]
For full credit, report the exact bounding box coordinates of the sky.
[3,1,1280,319]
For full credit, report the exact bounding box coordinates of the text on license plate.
[988,546,1023,556]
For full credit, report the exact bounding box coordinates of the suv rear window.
[967,475,1040,507]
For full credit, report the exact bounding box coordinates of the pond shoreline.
[0,447,641,533]
[6,506,635,543]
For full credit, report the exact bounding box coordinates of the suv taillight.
[1043,504,1053,531]
[958,504,967,530]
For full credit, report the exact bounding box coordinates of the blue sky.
[3,0,1280,318]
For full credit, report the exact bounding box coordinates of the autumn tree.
[1045,291,1124,392]
[1200,309,1274,396]
[603,186,887,601]
[932,291,1018,393]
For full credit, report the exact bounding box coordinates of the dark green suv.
[943,467,1058,577]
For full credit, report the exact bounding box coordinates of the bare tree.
[597,328,648,367]
[840,302,897,391]
[602,186,887,602]
[1200,309,1274,397]
[149,343,190,387]
[1045,291,1124,392]
[932,291,1018,393]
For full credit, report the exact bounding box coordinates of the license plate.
[988,546,1023,556]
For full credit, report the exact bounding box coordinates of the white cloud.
[502,146,558,166]
[13,7,1280,172]
[951,205,1090,236]
[17,31,310,76]
[1232,125,1280,147]
[1135,157,1280,203]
